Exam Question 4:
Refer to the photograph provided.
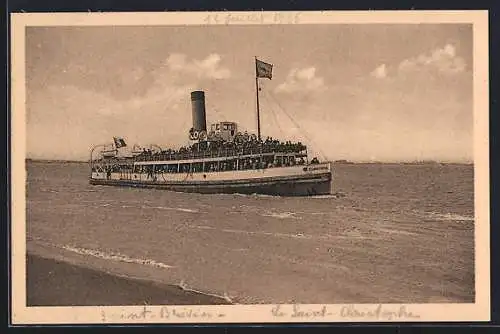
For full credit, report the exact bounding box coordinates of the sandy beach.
[27,253,231,306]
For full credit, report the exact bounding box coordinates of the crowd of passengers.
[140,155,306,176]
[94,154,321,175]
[135,137,307,161]
[94,155,308,174]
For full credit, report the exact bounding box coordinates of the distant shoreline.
[25,158,473,166]
[26,159,88,164]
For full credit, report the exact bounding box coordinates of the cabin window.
[205,161,218,172]
[223,124,229,130]
[183,164,191,173]
[240,158,253,170]
[227,159,236,171]
[219,159,235,171]
[263,156,273,168]
[216,124,220,130]
[192,162,203,173]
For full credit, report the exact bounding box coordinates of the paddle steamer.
[89,58,333,196]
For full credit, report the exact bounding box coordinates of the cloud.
[398,44,466,75]
[165,53,231,80]
[366,44,467,81]
[119,66,146,85]
[275,67,325,94]
[26,52,235,160]
[371,64,387,79]
[268,79,472,163]
[26,81,197,161]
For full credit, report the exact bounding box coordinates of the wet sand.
[26,253,231,306]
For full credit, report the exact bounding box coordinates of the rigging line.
[263,90,307,135]
[263,90,328,160]
[274,95,327,160]
[261,93,285,139]
[266,91,317,146]
[260,81,296,139]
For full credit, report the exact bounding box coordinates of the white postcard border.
[10,10,490,324]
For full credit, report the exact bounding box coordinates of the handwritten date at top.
[204,12,301,25]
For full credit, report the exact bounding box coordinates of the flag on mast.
[256,58,273,79]
[113,137,127,149]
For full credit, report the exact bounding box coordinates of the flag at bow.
[256,58,273,79]
[113,137,127,149]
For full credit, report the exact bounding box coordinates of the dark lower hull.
[89,174,332,197]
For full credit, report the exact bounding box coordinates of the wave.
[192,225,216,230]
[376,227,418,236]
[143,205,199,213]
[177,280,235,304]
[234,192,345,199]
[307,192,347,199]
[216,227,380,241]
[250,193,281,198]
[61,245,174,269]
[220,228,312,239]
[261,211,301,219]
[235,207,329,219]
[173,207,199,213]
[420,211,474,222]
[231,192,281,199]
[39,188,60,194]
[119,204,199,213]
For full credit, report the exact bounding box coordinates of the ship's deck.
[97,148,306,164]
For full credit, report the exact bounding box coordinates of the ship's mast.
[255,56,262,141]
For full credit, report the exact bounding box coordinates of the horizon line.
[25,157,474,165]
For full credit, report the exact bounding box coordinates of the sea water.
[25,161,475,304]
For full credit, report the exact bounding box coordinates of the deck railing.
[131,147,306,162]
[93,142,308,166]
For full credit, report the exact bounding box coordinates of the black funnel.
[191,91,207,132]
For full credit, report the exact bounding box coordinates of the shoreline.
[26,253,232,306]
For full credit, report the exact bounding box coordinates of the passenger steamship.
[89,58,333,196]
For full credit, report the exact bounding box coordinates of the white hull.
[89,162,333,196]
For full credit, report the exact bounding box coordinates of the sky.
[25,24,473,162]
